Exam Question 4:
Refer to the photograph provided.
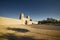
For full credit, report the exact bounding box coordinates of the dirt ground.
[0,24,60,40]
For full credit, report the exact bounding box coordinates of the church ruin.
[0,12,38,25]
[19,12,38,25]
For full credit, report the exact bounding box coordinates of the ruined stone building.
[0,12,38,25]
[19,12,38,25]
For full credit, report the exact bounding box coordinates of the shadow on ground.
[0,33,47,40]
[6,34,35,40]
[7,28,30,33]
[3,33,46,40]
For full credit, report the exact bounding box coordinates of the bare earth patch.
[0,24,60,40]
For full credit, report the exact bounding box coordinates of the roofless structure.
[0,12,38,25]
[19,12,38,25]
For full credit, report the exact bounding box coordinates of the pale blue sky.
[0,0,60,21]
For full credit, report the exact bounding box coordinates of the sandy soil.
[0,24,60,40]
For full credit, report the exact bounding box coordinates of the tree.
[38,18,60,24]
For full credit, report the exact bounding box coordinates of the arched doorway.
[25,20,27,25]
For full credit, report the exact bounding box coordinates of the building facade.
[19,12,38,25]
[0,12,38,25]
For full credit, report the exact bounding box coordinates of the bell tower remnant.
[19,12,24,20]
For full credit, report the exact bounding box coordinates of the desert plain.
[0,24,60,40]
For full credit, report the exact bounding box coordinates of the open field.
[0,24,60,40]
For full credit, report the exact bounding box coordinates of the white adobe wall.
[32,21,38,24]
[24,18,38,25]
[27,21,33,25]
[0,17,38,25]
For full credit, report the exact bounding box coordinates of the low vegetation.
[38,18,60,26]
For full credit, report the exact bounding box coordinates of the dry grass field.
[0,24,60,40]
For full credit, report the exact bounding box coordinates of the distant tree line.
[38,18,60,25]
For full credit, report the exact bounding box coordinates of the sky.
[0,0,60,21]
